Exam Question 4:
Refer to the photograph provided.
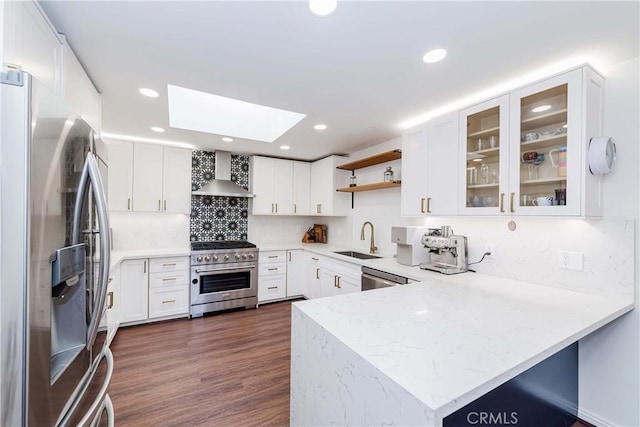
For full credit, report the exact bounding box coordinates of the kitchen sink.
[333,251,381,260]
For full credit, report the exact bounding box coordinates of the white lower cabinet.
[258,251,287,302]
[319,257,361,297]
[120,256,189,326]
[106,265,121,346]
[306,254,322,299]
[120,259,149,324]
[286,250,306,297]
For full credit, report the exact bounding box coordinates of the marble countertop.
[293,274,634,420]
[110,247,191,270]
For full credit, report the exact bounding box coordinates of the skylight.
[167,85,306,143]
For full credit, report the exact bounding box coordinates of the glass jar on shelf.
[384,167,394,183]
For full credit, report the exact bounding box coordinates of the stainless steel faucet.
[360,221,377,254]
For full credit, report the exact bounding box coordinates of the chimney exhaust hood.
[191,151,255,198]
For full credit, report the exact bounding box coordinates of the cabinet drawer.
[149,256,189,273]
[258,275,287,302]
[149,285,189,318]
[259,262,287,276]
[149,270,189,288]
[259,251,287,263]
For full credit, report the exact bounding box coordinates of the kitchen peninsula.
[290,274,633,426]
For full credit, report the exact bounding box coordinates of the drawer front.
[258,275,287,302]
[149,256,189,273]
[149,285,189,318]
[259,251,287,263]
[259,262,287,276]
[149,270,189,288]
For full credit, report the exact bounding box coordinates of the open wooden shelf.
[336,181,401,192]
[336,149,401,171]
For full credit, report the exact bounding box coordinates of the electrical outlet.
[558,251,583,271]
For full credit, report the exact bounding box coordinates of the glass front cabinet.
[460,65,604,217]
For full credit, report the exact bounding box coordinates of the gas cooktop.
[190,241,257,251]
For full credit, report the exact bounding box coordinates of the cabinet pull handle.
[162,299,176,304]
[268,268,278,271]
[107,291,114,309]
[127,198,131,211]
[337,276,341,289]
[317,204,321,214]
[163,263,176,267]
[268,255,278,259]
[420,198,425,213]
[499,193,505,213]
[144,261,147,274]
[334,275,338,287]
[312,257,319,261]
[427,197,432,214]
[163,200,167,211]
[267,286,278,290]
[294,204,297,214]
[162,277,177,281]
[316,268,320,279]
[275,203,278,213]
[510,192,515,213]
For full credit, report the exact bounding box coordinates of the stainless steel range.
[190,241,259,317]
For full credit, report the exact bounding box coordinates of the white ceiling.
[40,1,639,161]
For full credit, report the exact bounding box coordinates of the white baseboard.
[579,407,615,427]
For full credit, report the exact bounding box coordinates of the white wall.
[577,56,639,427]
[109,212,190,251]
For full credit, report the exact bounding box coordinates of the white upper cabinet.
[107,141,191,214]
[133,143,164,212]
[250,157,311,216]
[292,161,311,215]
[251,156,293,215]
[460,66,604,217]
[310,156,350,216]
[3,1,62,94]
[3,1,102,131]
[162,146,192,214]
[401,112,459,216]
[106,140,134,212]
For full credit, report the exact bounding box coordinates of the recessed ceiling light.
[531,105,551,113]
[280,145,290,150]
[150,126,165,133]
[168,84,306,143]
[139,88,159,98]
[222,137,233,142]
[422,48,447,64]
[314,124,327,130]
[309,0,337,16]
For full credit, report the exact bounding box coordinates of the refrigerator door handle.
[89,394,114,427]
[59,347,114,427]
[72,153,111,349]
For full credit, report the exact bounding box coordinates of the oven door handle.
[195,265,256,274]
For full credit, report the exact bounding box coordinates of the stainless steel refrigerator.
[1,70,114,426]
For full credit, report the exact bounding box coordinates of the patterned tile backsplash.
[190,150,250,241]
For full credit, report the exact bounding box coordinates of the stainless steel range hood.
[192,151,255,197]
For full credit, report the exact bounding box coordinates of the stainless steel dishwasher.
[361,266,411,290]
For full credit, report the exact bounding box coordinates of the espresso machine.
[391,226,428,266]
[419,226,469,274]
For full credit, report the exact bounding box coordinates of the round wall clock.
[588,136,617,175]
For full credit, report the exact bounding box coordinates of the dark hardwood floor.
[109,299,594,427]
[109,300,295,426]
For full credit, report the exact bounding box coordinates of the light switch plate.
[558,251,583,271]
